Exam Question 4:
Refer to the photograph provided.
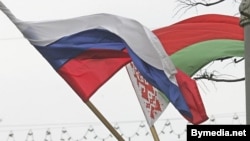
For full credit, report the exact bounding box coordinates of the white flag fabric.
[126,62,169,127]
[1,1,206,124]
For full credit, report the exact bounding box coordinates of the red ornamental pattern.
[130,63,162,119]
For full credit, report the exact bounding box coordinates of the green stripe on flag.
[170,39,244,76]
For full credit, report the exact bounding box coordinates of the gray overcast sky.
[0,0,245,141]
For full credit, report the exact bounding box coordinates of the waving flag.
[0,1,208,124]
[126,62,169,127]
[151,14,243,124]
[154,14,244,76]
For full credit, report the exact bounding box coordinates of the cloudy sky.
[0,0,245,140]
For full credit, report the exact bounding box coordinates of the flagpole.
[150,125,160,141]
[85,101,125,141]
[239,0,250,125]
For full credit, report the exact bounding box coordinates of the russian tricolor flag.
[0,1,208,124]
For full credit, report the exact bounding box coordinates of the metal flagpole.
[85,101,125,140]
[239,0,250,125]
[85,101,125,141]
[150,125,160,141]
